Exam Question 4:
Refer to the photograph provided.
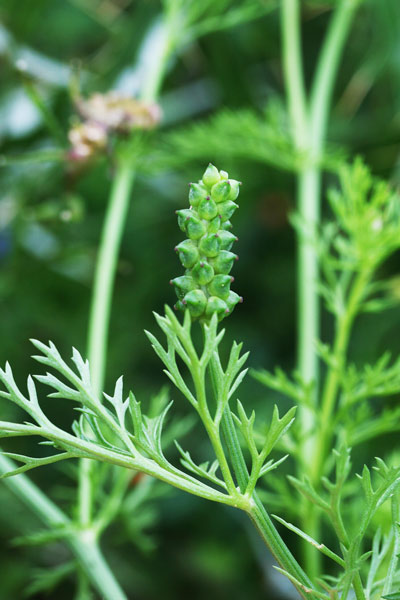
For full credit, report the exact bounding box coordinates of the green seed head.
[198,196,218,221]
[209,250,237,274]
[175,239,199,268]
[170,275,195,299]
[202,163,221,188]
[183,289,207,318]
[216,230,238,251]
[207,274,233,300]
[218,200,238,222]
[172,164,242,322]
[211,180,231,203]
[189,182,208,207]
[192,261,214,285]
[198,233,221,257]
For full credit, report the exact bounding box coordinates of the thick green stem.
[72,13,175,597]
[87,163,136,398]
[0,455,127,600]
[281,0,360,579]
[309,0,362,157]
[78,162,135,531]
[281,0,308,151]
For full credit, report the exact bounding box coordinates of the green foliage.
[2,0,400,597]
[162,102,302,172]
[162,0,277,45]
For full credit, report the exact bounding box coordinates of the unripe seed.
[225,291,241,312]
[211,180,231,203]
[189,182,208,207]
[218,200,238,221]
[207,274,232,300]
[202,163,220,188]
[222,220,233,230]
[208,215,221,233]
[192,261,214,285]
[174,300,185,312]
[198,196,218,220]
[209,250,237,274]
[220,170,229,179]
[205,296,227,318]
[227,179,240,201]
[184,290,207,317]
[198,233,221,257]
[217,230,238,251]
[186,217,206,240]
[175,239,199,268]
[177,209,193,231]
[171,275,196,299]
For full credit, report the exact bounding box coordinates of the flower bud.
[174,300,185,312]
[198,233,221,257]
[197,196,218,221]
[202,163,220,188]
[207,274,232,300]
[175,240,199,268]
[217,230,238,251]
[186,217,206,240]
[211,180,231,203]
[218,201,238,222]
[192,261,214,285]
[205,296,227,318]
[222,220,233,230]
[209,250,237,274]
[227,179,240,201]
[189,183,208,207]
[170,275,195,299]
[225,291,241,313]
[184,290,207,318]
[208,216,221,234]
[176,209,193,232]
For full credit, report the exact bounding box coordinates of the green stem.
[353,575,367,600]
[281,0,360,580]
[310,268,369,483]
[192,355,238,497]
[383,494,400,595]
[221,409,313,599]
[0,454,127,600]
[87,163,136,398]
[281,0,308,151]
[78,162,135,531]
[79,7,175,531]
[309,0,362,158]
[207,354,312,595]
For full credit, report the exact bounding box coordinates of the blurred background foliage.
[1,0,400,598]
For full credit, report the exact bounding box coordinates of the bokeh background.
[1,1,400,598]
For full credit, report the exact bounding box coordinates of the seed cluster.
[171,163,242,322]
